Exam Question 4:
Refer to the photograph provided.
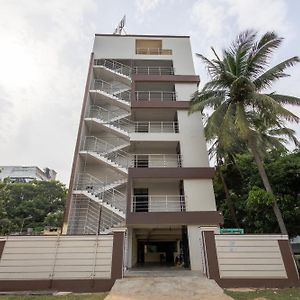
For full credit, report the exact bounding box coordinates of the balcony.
[134,121,178,133]
[135,91,177,101]
[133,154,182,168]
[131,195,186,212]
[136,48,172,55]
[133,66,174,75]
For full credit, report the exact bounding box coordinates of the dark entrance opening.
[137,241,177,266]
[133,188,148,212]
[134,155,149,168]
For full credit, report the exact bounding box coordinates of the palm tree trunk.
[248,143,288,235]
[218,167,240,228]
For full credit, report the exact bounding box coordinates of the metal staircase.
[68,59,132,235]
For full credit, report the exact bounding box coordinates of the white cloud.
[0,0,97,183]
[190,0,291,52]
[135,0,163,14]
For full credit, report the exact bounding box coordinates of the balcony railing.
[131,195,186,212]
[94,59,131,77]
[135,91,177,101]
[136,48,172,55]
[133,154,182,168]
[134,121,179,133]
[133,66,174,75]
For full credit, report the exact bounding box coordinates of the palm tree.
[190,30,300,235]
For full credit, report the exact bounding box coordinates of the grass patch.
[225,288,300,300]
[0,294,108,300]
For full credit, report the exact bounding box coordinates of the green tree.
[0,180,67,235]
[214,150,300,236]
[190,30,300,235]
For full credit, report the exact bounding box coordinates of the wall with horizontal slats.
[215,235,287,279]
[0,235,113,280]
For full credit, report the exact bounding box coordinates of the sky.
[0,0,300,185]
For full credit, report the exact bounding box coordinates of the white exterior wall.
[187,226,203,271]
[175,83,198,100]
[177,111,209,167]
[93,36,195,75]
[184,180,216,211]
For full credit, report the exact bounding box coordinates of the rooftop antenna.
[113,15,127,35]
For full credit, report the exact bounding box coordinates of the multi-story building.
[0,166,57,182]
[63,34,223,271]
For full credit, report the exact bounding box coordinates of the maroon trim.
[131,101,190,109]
[132,74,200,84]
[217,278,300,288]
[95,34,190,38]
[0,240,5,259]
[202,231,300,288]
[62,52,94,228]
[128,167,215,179]
[0,279,115,292]
[111,231,125,279]
[278,240,300,285]
[126,211,223,226]
[202,231,220,280]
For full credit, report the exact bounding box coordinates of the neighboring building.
[0,166,57,182]
[63,34,223,271]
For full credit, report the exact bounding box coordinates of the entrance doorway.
[137,241,177,266]
[132,227,191,269]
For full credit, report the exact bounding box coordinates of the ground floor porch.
[125,225,209,272]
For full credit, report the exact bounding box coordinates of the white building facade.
[63,34,223,271]
[0,166,56,182]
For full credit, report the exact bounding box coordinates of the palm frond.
[253,93,300,123]
[253,56,300,90]
[246,32,283,77]
[268,93,300,105]
[190,90,225,113]
[268,127,300,147]
[196,53,221,78]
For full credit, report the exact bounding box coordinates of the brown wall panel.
[126,211,223,226]
[111,231,125,279]
[128,167,215,179]
[132,74,200,83]
[131,101,190,109]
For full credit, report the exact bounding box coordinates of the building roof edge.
[94,34,190,38]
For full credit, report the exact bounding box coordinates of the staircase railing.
[74,173,126,212]
[105,149,132,169]
[91,79,131,103]
[94,59,132,77]
[104,188,126,212]
[74,173,105,194]
[82,136,129,154]
[87,105,129,122]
